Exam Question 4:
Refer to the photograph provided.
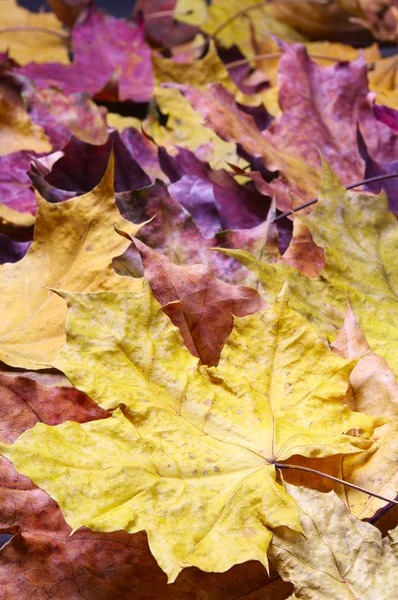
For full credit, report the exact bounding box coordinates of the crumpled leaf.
[272,0,396,41]
[218,161,398,382]
[3,283,382,581]
[19,6,153,102]
[0,154,142,370]
[0,0,69,65]
[342,0,398,41]
[0,93,51,156]
[129,237,266,365]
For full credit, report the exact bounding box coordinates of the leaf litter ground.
[0,1,398,598]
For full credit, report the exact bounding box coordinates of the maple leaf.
[269,484,398,598]
[0,0,69,65]
[19,6,153,103]
[219,160,398,380]
[0,373,291,599]
[2,282,382,581]
[128,237,266,365]
[0,155,142,370]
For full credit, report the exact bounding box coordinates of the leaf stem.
[225,52,344,69]
[0,26,69,40]
[273,172,398,222]
[207,0,331,44]
[144,9,194,20]
[275,462,398,505]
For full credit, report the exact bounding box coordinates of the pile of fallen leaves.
[1,0,398,597]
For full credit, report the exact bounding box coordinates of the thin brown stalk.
[145,9,194,20]
[225,52,344,69]
[275,462,398,505]
[0,26,69,40]
[274,172,398,222]
[207,0,331,44]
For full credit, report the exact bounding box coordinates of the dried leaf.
[0,94,51,156]
[19,6,153,102]
[131,237,266,365]
[218,161,398,381]
[0,0,69,65]
[0,154,142,370]
[269,484,398,599]
[3,284,382,581]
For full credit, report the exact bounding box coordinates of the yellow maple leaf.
[269,484,398,598]
[0,94,51,155]
[218,159,398,380]
[0,155,142,370]
[3,283,382,581]
[0,0,70,65]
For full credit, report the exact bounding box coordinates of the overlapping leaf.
[0,371,292,599]
[269,484,398,599]
[0,155,142,370]
[220,161,398,380]
[0,0,70,65]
